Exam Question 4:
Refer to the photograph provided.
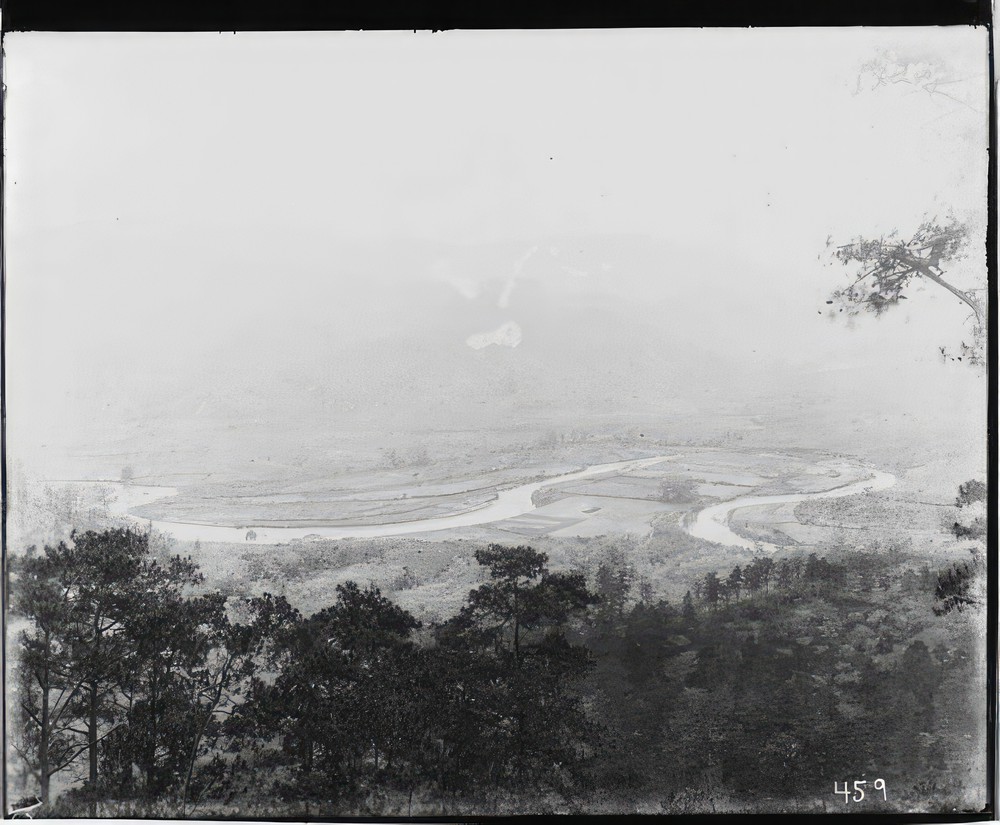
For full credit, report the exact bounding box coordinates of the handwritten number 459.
[835,779,887,803]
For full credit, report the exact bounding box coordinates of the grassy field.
[8,417,984,623]
[97,444,973,622]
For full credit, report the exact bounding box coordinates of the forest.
[6,482,987,817]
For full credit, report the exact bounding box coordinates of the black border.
[0,1,995,824]
[0,0,993,32]
[985,14,998,825]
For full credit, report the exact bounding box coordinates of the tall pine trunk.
[39,664,51,805]
[146,670,158,796]
[88,680,99,816]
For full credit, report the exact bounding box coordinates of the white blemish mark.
[499,245,538,308]
[466,321,523,350]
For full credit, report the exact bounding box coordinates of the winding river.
[104,455,679,544]
[685,467,896,551]
[71,454,894,548]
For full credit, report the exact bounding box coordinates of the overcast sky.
[4,28,990,477]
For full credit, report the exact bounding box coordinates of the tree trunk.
[513,586,521,667]
[908,257,983,325]
[89,680,99,817]
[39,669,50,805]
[146,672,158,795]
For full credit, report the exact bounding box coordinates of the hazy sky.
[4,28,990,477]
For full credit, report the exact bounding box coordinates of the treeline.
[9,509,985,816]
[692,552,846,609]
[9,535,603,816]
[9,531,287,815]
[582,543,984,810]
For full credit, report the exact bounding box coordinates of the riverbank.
[20,449,895,550]
[685,465,896,551]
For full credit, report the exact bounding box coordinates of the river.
[54,454,893,548]
[98,455,679,544]
[684,466,897,551]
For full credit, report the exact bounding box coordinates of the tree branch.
[49,677,91,728]
[48,745,90,775]
[19,700,43,729]
[906,257,983,325]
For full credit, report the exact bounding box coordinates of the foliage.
[934,481,987,616]
[7,529,985,814]
[435,544,600,794]
[827,217,984,364]
[669,544,979,803]
[955,479,987,508]
[8,529,185,806]
[933,550,984,615]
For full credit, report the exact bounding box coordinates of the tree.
[176,592,297,816]
[637,577,655,605]
[933,480,987,616]
[439,545,600,793]
[827,217,984,364]
[951,518,986,540]
[101,554,207,800]
[306,581,422,786]
[583,596,686,791]
[702,572,720,610]
[951,482,986,538]
[742,562,762,600]
[56,529,155,814]
[933,549,985,615]
[8,529,289,813]
[237,582,423,813]
[750,556,775,596]
[8,529,166,806]
[955,479,987,508]
[726,566,743,602]
[451,544,598,668]
[9,557,83,805]
[933,481,987,616]
[594,556,635,627]
[774,558,797,591]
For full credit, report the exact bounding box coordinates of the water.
[685,465,896,551]
[46,455,894,550]
[101,455,680,544]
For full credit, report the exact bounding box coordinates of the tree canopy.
[827,217,984,364]
[7,529,986,815]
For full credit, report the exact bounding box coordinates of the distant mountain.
[8,227,979,483]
